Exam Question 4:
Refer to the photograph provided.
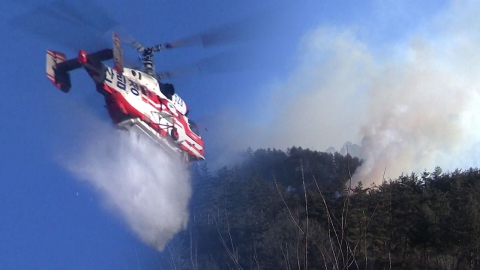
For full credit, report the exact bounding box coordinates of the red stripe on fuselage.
[104,85,143,118]
[142,95,160,109]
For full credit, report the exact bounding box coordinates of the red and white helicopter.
[46,33,205,162]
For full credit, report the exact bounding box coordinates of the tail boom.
[46,49,113,93]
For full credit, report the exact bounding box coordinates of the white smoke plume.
[351,1,480,185]
[355,39,479,185]
[207,1,480,186]
[62,117,191,251]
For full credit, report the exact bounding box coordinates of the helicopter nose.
[77,50,88,64]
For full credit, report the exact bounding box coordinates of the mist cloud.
[63,119,191,251]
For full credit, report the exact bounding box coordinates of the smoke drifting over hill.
[207,1,480,185]
[63,119,191,251]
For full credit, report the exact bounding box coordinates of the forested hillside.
[159,147,480,270]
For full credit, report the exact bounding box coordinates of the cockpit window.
[188,119,200,136]
[159,83,175,100]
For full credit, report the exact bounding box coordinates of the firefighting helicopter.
[46,33,205,161]
[12,0,264,161]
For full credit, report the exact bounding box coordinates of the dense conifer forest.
[159,147,480,269]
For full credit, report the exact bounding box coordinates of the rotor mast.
[131,41,173,76]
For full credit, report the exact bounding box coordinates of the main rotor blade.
[151,35,203,51]
[10,0,118,51]
[184,10,274,48]
[111,31,143,52]
[132,9,274,53]
[155,50,257,81]
[156,66,201,81]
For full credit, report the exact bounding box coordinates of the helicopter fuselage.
[99,66,204,161]
[46,49,205,161]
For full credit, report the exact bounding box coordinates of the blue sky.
[2,0,476,268]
